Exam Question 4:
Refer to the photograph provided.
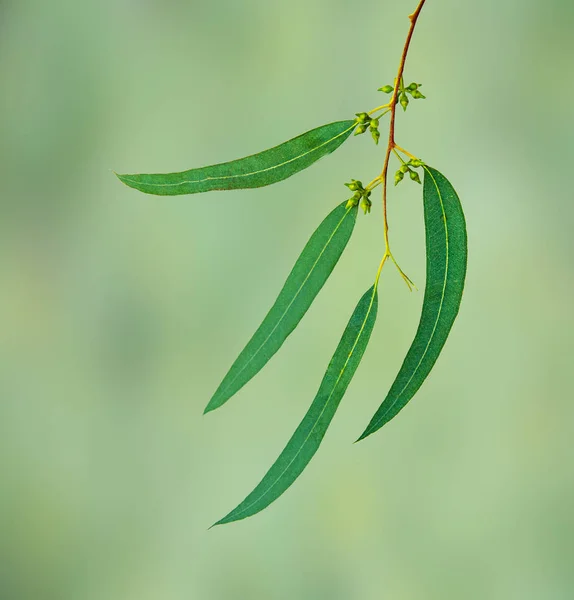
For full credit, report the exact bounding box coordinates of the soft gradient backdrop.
[1,0,573,598]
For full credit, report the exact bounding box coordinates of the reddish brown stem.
[381,0,427,250]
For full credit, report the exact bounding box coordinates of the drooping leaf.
[116,120,356,196]
[357,166,467,441]
[205,200,358,414]
[214,285,378,526]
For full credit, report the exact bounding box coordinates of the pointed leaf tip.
[358,166,467,441]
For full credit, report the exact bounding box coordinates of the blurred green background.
[1,0,573,598]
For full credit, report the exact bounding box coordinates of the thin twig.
[380,0,428,253]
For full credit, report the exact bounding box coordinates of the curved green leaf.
[205,201,358,414]
[116,120,356,196]
[214,285,378,526]
[357,166,467,441]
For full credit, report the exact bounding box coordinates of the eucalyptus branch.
[115,0,467,527]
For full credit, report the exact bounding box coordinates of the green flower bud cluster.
[400,82,426,111]
[354,113,381,145]
[344,179,372,214]
[405,82,426,99]
[394,158,424,186]
[379,81,425,112]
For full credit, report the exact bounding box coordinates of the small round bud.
[399,93,409,111]
[354,124,369,135]
[409,170,421,184]
[360,197,372,214]
[409,158,424,167]
[399,164,409,174]
[345,179,362,191]
[355,112,371,124]
[379,85,394,94]
[346,198,356,209]
[369,118,379,130]
[407,82,418,91]
[411,89,426,99]
[353,191,362,201]
[394,170,405,186]
[371,129,380,145]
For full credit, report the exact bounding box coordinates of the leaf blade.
[205,200,358,413]
[116,120,356,196]
[358,166,467,440]
[214,285,378,526]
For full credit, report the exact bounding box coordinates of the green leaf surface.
[358,166,467,441]
[205,201,358,414]
[214,285,378,526]
[116,120,356,196]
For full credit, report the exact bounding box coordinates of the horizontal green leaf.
[116,120,356,196]
[213,285,378,526]
[357,166,467,441]
[205,200,358,414]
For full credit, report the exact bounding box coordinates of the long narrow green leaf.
[357,166,467,441]
[116,120,356,196]
[205,201,359,414]
[214,285,378,526]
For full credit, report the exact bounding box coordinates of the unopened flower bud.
[345,179,363,191]
[410,170,421,184]
[394,170,405,186]
[399,93,409,111]
[379,85,394,94]
[360,197,372,214]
